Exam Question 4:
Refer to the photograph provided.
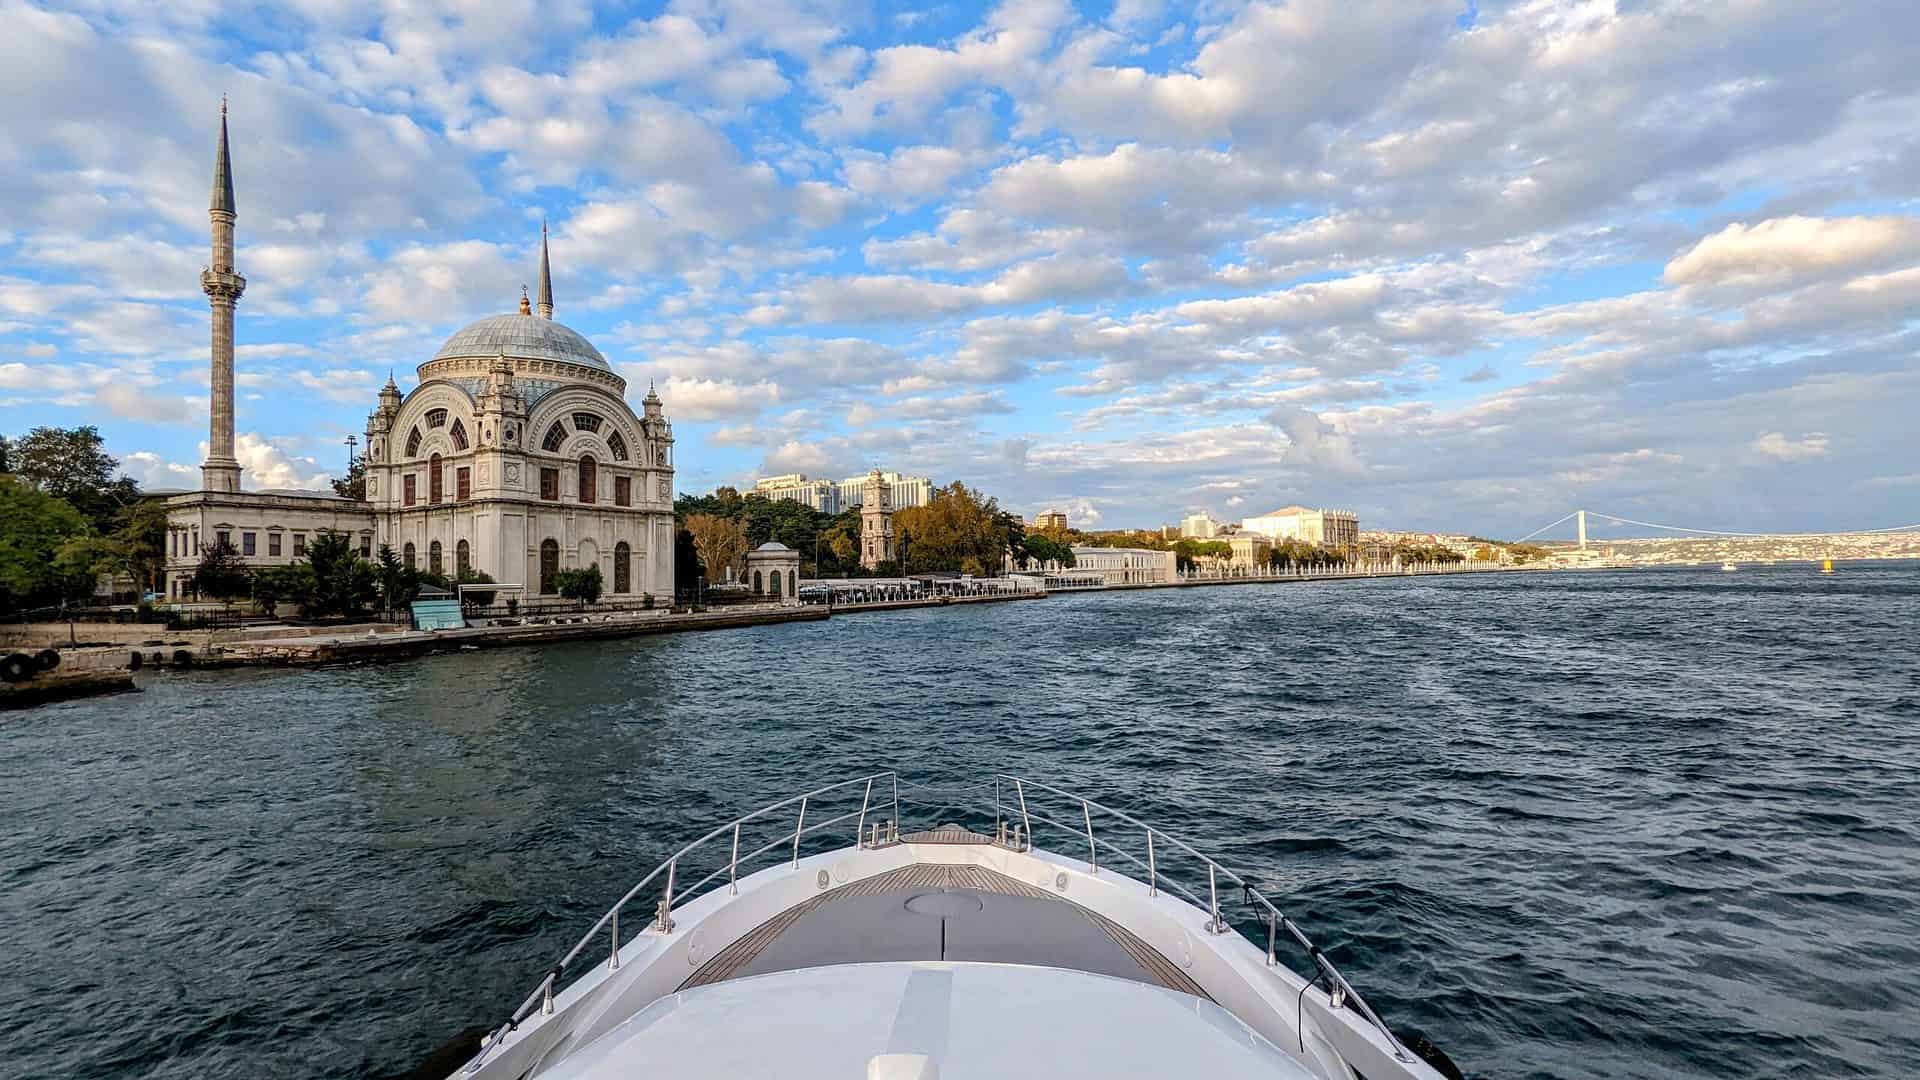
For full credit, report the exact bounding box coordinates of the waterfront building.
[1226,534,1271,569]
[860,469,896,570]
[1238,506,1359,550]
[1180,513,1222,538]
[1066,546,1176,585]
[744,542,801,604]
[1034,508,1069,530]
[163,106,675,602]
[752,470,931,514]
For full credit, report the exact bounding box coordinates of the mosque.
[161,106,677,603]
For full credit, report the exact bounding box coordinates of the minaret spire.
[537,219,554,319]
[211,96,236,214]
[200,98,245,493]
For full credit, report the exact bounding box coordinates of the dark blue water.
[4,566,1917,1079]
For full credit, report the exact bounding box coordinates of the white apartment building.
[754,470,931,514]
[1180,513,1223,538]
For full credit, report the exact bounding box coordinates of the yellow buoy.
[1820,558,1834,574]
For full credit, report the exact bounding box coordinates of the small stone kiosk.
[744,542,801,605]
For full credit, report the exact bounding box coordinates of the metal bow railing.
[461,771,899,1074]
[462,767,1412,1073]
[893,771,1414,1064]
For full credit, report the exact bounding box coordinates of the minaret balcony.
[201,268,247,301]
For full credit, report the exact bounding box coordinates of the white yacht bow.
[443,772,1464,1080]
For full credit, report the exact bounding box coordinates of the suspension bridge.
[1511,510,1920,549]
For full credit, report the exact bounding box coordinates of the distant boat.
[1821,558,1835,574]
[1721,561,1737,572]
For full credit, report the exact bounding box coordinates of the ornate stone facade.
[859,467,895,570]
[164,107,675,603]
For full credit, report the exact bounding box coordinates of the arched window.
[405,427,422,457]
[570,412,602,433]
[425,408,448,428]
[540,539,560,594]
[614,542,631,594]
[429,540,443,575]
[456,539,470,576]
[403,542,416,569]
[542,421,568,452]
[771,571,782,598]
[449,418,468,451]
[429,453,444,503]
[753,570,763,594]
[606,431,627,462]
[578,455,596,504]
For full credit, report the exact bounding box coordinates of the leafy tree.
[674,528,702,598]
[1022,533,1077,568]
[331,456,367,501]
[305,529,376,616]
[0,434,11,473]
[893,482,1011,574]
[685,512,748,584]
[253,564,317,616]
[9,426,139,533]
[115,498,172,596]
[454,567,497,607]
[0,477,97,612]
[554,564,603,604]
[373,544,410,614]
[192,539,251,602]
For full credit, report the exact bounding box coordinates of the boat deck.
[682,858,1207,998]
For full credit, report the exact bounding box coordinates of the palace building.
[162,106,676,602]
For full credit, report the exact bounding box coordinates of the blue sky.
[2,0,1918,539]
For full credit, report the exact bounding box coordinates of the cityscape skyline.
[3,2,1918,538]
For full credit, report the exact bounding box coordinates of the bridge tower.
[1577,509,1588,551]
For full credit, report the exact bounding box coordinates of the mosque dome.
[430,313,609,372]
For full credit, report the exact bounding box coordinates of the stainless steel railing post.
[792,795,808,868]
[1266,910,1276,966]
[729,822,741,895]
[655,858,676,933]
[1206,862,1222,933]
[608,907,620,971]
[855,778,872,849]
[1146,829,1156,897]
[891,774,900,834]
[1015,778,1031,842]
[541,974,554,1015]
[994,776,1003,838]
[1083,800,1097,873]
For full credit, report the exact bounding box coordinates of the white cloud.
[1750,431,1831,462]
[1664,216,1920,290]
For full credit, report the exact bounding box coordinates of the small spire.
[211,97,236,215]
[537,219,554,320]
[518,285,531,315]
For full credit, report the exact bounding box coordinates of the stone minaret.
[199,100,246,492]
[536,220,554,320]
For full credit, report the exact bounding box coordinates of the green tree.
[554,564,604,604]
[306,529,376,616]
[331,456,367,501]
[893,482,1011,574]
[373,544,408,614]
[0,477,97,612]
[674,528,702,598]
[1022,533,1077,568]
[191,539,251,602]
[454,567,497,608]
[685,512,748,584]
[9,426,139,533]
[252,564,317,616]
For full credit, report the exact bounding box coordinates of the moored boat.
[441,772,1464,1080]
